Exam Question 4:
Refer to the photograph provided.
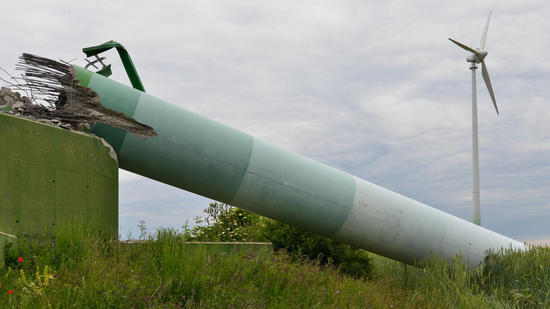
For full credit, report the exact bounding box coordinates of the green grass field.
[1,224,549,308]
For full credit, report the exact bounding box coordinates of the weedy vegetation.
[1,203,548,308]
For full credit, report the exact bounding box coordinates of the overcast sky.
[1,1,549,241]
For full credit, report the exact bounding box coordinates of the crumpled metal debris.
[0,53,156,138]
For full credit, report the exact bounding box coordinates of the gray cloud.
[1,0,549,240]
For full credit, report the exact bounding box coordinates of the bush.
[264,220,373,278]
[187,203,269,242]
[189,202,374,278]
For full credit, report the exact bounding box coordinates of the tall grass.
[1,224,404,308]
[1,223,548,308]
[480,247,550,307]
[374,246,550,308]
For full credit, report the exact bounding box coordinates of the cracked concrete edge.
[100,137,118,162]
[0,111,119,162]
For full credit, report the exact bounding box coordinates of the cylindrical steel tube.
[74,66,524,265]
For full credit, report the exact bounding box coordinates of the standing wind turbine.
[449,11,499,226]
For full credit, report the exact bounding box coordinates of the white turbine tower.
[449,11,499,226]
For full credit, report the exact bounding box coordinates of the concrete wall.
[0,113,118,263]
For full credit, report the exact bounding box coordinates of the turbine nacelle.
[448,38,489,63]
[467,50,488,63]
[448,11,498,115]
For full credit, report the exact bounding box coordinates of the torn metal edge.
[15,53,158,138]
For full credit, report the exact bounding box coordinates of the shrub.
[188,202,374,278]
[264,219,373,278]
[187,203,269,242]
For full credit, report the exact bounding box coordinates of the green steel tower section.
[74,65,524,266]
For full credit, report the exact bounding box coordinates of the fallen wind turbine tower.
[8,41,524,267]
[449,11,499,226]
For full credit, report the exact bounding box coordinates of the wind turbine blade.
[448,38,479,55]
[480,11,492,50]
[481,60,499,114]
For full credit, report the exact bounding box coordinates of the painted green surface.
[78,68,352,235]
[231,139,356,236]
[0,234,13,268]
[82,41,146,92]
[74,67,524,266]
[0,113,118,264]
[121,90,254,203]
[77,68,255,204]
[74,66,93,88]
[75,65,141,154]
[122,242,273,256]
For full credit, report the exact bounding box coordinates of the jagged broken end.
[15,53,157,138]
